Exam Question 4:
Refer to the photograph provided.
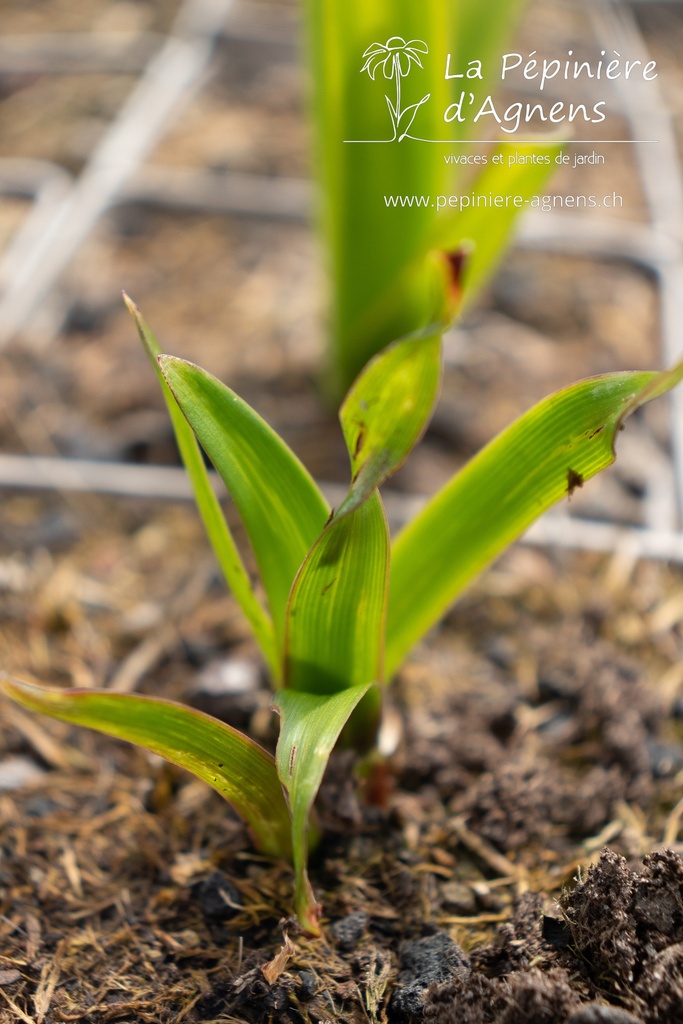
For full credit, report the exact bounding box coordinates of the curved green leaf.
[272,683,374,936]
[386,362,683,677]
[285,490,389,703]
[337,328,442,518]
[125,297,278,680]
[159,356,330,653]
[0,673,292,860]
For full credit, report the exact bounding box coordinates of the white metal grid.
[0,0,682,563]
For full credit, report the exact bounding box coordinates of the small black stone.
[331,911,368,951]
[196,870,243,921]
[23,796,60,818]
[297,971,318,999]
[488,709,517,743]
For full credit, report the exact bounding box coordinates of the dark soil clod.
[390,932,470,1022]
[195,869,243,920]
[330,910,369,951]
[424,851,683,1024]
[561,849,683,1021]
[541,914,572,948]
[425,967,581,1024]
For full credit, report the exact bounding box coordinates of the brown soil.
[2,1,683,1022]
[3,539,683,1023]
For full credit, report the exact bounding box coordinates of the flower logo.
[361,37,428,80]
[360,37,430,141]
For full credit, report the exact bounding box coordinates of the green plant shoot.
[304,0,554,397]
[4,300,683,934]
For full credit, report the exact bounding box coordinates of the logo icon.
[359,37,430,142]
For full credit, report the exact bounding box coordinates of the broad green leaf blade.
[159,356,330,652]
[0,673,292,861]
[272,682,374,936]
[337,328,442,518]
[386,363,683,677]
[125,297,278,680]
[285,490,389,702]
[432,142,562,311]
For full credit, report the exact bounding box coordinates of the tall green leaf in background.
[449,0,527,142]
[305,0,451,394]
[304,0,555,397]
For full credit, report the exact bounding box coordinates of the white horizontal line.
[2,454,683,562]
[482,139,659,144]
[0,453,203,500]
[343,139,659,145]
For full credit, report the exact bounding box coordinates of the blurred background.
[1,0,683,695]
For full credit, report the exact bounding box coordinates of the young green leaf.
[386,362,683,677]
[0,673,293,860]
[125,297,279,680]
[159,356,330,653]
[272,682,375,936]
[285,490,389,705]
[337,327,442,518]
